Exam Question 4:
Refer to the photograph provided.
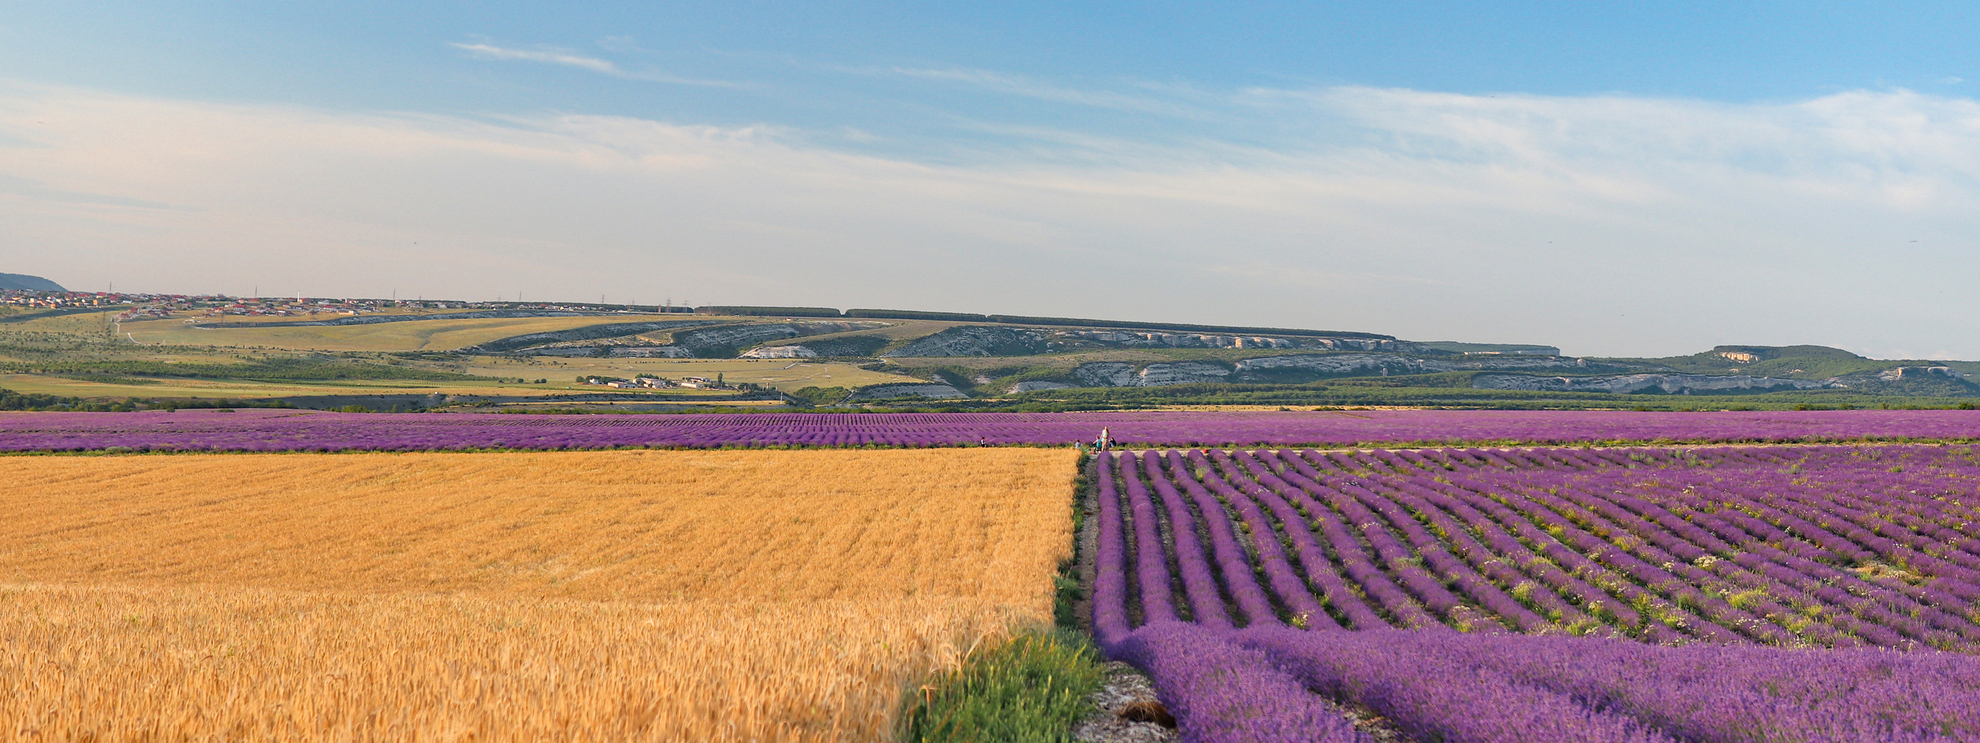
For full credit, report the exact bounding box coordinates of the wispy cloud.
[879,66,1217,120]
[450,43,619,74]
[0,172,185,210]
[448,42,741,88]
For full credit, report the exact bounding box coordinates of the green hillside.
[1635,345,1945,379]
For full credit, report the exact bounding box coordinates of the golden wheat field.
[0,448,1078,742]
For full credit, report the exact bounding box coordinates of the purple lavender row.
[1426,472,1704,639]
[8,408,1980,452]
[1675,479,1980,646]
[1399,474,1651,632]
[1559,448,1980,646]
[1141,451,1233,630]
[1496,477,1793,644]
[1186,450,1329,627]
[1264,451,1594,630]
[1440,469,1744,643]
[1231,627,1980,742]
[1252,450,1522,631]
[1119,453,1178,625]
[1209,450,1381,629]
[1448,445,1980,646]
[1537,476,1873,647]
[1290,460,1552,633]
[1358,469,1605,631]
[1109,623,1370,743]
[1091,453,1132,646]
[1161,451,1282,628]
[1304,467,1502,627]
[1552,464,1958,647]
[1250,452,1445,629]
[1237,629,1680,743]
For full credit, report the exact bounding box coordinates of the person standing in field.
[1098,427,1112,451]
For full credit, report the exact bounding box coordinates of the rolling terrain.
[0,291,1975,411]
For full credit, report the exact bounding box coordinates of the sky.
[2,2,1978,358]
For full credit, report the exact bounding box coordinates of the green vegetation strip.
[3,358,480,383]
[901,629,1108,743]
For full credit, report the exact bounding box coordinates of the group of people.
[1083,427,1118,452]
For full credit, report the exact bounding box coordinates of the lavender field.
[2,408,1979,452]
[1088,444,1980,741]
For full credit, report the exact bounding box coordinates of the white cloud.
[448,42,740,87]
[450,42,619,74]
[884,67,1214,120]
[2,80,1979,358]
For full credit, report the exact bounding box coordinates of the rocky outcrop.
[882,326,1048,357]
[1234,354,1454,379]
[1071,363,1136,387]
[741,345,817,359]
[1455,356,1598,371]
[1070,361,1232,387]
[1230,353,1602,380]
[1053,353,1647,388]
[611,347,694,358]
[1135,361,1232,385]
[1879,366,1966,381]
[847,383,967,400]
[1473,373,1834,394]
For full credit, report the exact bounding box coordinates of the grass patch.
[902,629,1108,743]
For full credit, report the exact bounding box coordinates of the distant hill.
[1637,345,1920,379]
[0,273,64,291]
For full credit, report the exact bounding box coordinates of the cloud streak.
[448,42,740,87]
[885,66,1216,120]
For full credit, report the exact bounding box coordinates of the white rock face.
[882,326,1046,357]
[741,345,817,359]
[1234,354,1454,377]
[1880,366,1966,381]
[1473,373,1834,394]
[1068,361,1231,387]
[848,383,968,400]
[1071,363,1137,387]
[609,346,695,358]
[1134,361,1231,385]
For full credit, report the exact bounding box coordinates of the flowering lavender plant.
[1093,443,1980,740]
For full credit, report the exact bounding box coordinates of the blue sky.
[3,2,1978,357]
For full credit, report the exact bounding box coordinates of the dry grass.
[0,448,1078,741]
[118,314,671,352]
[0,373,545,401]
